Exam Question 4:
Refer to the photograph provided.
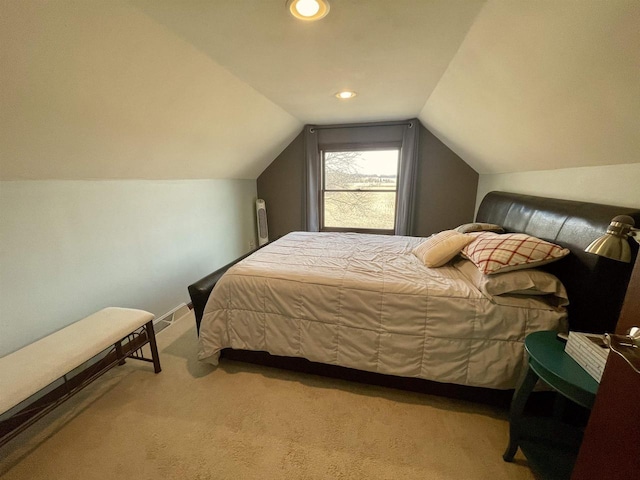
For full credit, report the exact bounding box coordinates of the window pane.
[325,150,398,191]
[324,191,396,230]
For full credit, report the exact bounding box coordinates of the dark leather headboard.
[476,191,640,334]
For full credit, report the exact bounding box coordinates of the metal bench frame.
[0,320,161,448]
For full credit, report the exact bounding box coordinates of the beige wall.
[0,179,256,357]
[476,163,640,213]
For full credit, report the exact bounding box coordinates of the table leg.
[503,366,539,462]
[553,393,567,421]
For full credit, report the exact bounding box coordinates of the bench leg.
[115,340,126,365]
[145,320,162,373]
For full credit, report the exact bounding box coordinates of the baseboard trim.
[154,303,190,333]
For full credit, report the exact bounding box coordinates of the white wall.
[476,163,640,212]
[0,179,256,357]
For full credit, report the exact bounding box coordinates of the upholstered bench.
[0,307,161,447]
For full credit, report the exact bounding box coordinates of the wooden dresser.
[571,254,640,480]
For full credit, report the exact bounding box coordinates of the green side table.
[503,331,599,479]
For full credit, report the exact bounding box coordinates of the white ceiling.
[1,0,638,180]
[420,0,640,174]
[131,0,484,124]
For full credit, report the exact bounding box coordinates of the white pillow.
[453,258,569,306]
[413,230,474,268]
[461,232,570,274]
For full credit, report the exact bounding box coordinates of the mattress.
[198,232,567,389]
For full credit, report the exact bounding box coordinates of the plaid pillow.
[462,232,570,274]
[413,230,474,267]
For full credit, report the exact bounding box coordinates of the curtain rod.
[308,120,414,133]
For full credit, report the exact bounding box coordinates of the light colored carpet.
[0,313,534,479]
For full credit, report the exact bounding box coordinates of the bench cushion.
[0,308,154,415]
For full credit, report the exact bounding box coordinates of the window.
[305,120,418,235]
[321,148,400,232]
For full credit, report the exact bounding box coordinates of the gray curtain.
[395,120,419,235]
[304,126,320,231]
[304,120,419,235]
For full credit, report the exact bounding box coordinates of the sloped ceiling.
[1,0,638,180]
[131,0,484,124]
[0,0,302,180]
[420,0,640,174]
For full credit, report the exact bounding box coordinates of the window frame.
[319,142,401,234]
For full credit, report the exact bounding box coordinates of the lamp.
[584,215,640,263]
[586,215,640,351]
[286,0,330,21]
[335,90,357,99]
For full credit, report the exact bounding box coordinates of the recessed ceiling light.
[335,91,357,99]
[287,0,330,21]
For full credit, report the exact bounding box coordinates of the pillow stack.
[453,257,569,306]
[412,225,570,274]
[412,224,571,307]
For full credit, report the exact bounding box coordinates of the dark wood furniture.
[187,192,640,400]
[570,253,640,480]
[613,247,640,336]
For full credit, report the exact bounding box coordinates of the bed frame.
[188,191,640,403]
[476,192,639,334]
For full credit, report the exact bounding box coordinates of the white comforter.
[198,232,566,389]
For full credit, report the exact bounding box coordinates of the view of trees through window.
[322,149,399,231]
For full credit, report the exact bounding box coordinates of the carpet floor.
[0,313,534,479]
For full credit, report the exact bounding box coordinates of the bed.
[189,192,640,395]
